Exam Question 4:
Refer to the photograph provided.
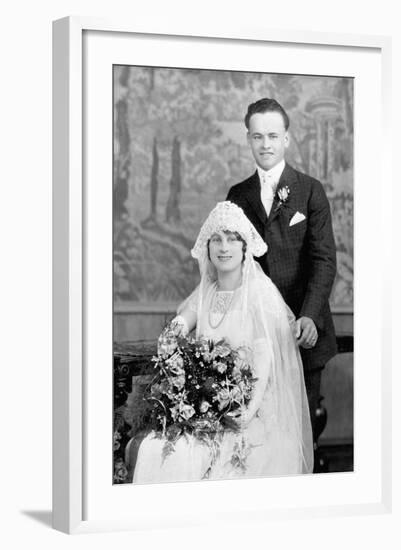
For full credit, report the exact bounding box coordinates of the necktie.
[260,172,277,216]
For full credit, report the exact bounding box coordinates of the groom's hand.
[295,316,318,349]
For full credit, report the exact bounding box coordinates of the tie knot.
[261,172,277,192]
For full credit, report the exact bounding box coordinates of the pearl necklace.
[208,286,235,330]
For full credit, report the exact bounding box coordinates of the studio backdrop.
[113,67,353,342]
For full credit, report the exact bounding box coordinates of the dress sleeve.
[240,286,276,426]
[240,335,272,426]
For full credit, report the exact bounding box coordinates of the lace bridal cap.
[191,201,267,262]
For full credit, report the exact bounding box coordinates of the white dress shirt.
[257,160,286,217]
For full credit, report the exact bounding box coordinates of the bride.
[132,201,313,483]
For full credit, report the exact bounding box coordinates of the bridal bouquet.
[145,325,255,461]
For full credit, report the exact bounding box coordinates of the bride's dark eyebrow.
[225,230,241,240]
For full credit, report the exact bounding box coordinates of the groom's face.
[247,111,289,171]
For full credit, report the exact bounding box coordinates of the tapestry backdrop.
[114,66,353,310]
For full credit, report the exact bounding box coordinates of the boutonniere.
[274,186,291,212]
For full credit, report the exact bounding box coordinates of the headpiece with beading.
[191,201,267,260]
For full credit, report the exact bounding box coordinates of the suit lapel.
[245,171,268,226]
[267,163,298,226]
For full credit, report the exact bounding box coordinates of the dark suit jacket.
[226,163,337,370]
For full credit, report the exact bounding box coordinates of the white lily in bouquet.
[145,324,256,465]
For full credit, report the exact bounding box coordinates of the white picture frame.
[52,16,392,534]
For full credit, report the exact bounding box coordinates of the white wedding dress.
[133,271,313,484]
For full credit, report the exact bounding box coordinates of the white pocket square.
[289,211,306,226]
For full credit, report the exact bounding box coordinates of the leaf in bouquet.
[201,350,213,362]
[230,438,261,473]
[231,365,243,383]
[165,351,185,374]
[167,423,183,441]
[230,386,245,404]
[171,373,186,390]
[201,376,218,398]
[150,383,162,399]
[221,414,241,433]
[211,339,232,359]
[191,418,211,433]
[213,361,227,374]
[161,439,177,462]
[169,404,180,422]
[215,388,231,410]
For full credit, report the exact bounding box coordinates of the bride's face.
[208,230,244,274]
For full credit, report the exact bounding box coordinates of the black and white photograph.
[1,0,397,543]
[112,66,354,485]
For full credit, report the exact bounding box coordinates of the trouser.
[303,366,324,443]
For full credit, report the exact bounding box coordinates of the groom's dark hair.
[244,98,290,131]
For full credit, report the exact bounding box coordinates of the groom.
[226,98,337,441]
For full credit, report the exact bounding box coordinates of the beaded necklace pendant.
[209,289,234,329]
